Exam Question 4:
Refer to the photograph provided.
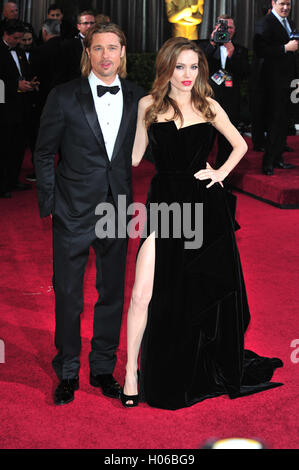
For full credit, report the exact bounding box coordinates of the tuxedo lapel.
[213,45,221,61]
[76,78,109,159]
[75,37,83,62]
[0,41,21,77]
[111,79,134,162]
[269,12,290,41]
[17,49,30,78]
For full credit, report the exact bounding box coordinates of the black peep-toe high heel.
[121,370,140,408]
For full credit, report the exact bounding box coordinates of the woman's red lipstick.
[182,81,192,86]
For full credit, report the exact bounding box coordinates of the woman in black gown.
[121,37,283,410]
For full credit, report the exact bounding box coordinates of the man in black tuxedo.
[198,15,250,169]
[253,0,298,175]
[19,27,40,182]
[249,1,271,152]
[35,23,144,405]
[0,20,36,198]
[62,10,96,82]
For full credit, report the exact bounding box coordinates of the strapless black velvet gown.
[138,120,283,410]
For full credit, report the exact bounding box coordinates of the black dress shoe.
[54,377,79,405]
[262,166,274,175]
[0,191,11,198]
[12,183,32,191]
[253,146,265,152]
[274,161,296,169]
[90,373,122,399]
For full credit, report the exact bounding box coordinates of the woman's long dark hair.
[145,37,215,128]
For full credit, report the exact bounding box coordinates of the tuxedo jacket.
[62,36,83,82]
[198,39,250,89]
[34,77,144,232]
[253,12,297,90]
[0,39,31,124]
[30,37,66,109]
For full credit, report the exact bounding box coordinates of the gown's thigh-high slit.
[124,231,156,403]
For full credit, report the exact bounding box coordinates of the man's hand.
[224,41,235,57]
[18,80,34,92]
[30,76,40,91]
[285,39,299,52]
[210,25,219,46]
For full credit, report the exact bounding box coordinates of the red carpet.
[0,152,298,449]
[229,136,299,208]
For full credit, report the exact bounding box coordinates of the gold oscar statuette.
[165,0,205,40]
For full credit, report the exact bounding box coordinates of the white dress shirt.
[220,45,228,70]
[88,71,123,160]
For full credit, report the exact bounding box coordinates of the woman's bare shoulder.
[206,97,228,120]
[138,94,154,109]
[206,97,222,112]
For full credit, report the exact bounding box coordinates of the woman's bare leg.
[123,232,155,404]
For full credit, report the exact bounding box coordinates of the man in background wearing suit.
[253,0,297,175]
[19,27,40,183]
[0,2,36,40]
[30,19,65,113]
[38,3,78,43]
[0,20,37,198]
[35,23,144,406]
[62,10,96,81]
[249,1,272,152]
[198,15,250,170]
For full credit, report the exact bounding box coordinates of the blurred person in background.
[31,19,65,113]
[253,0,297,175]
[62,10,96,81]
[0,20,37,197]
[95,13,110,24]
[38,3,78,43]
[19,27,40,182]
[0,2,37,40]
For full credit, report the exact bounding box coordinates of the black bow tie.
[8,47,17,52]
[97,85,120,97]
